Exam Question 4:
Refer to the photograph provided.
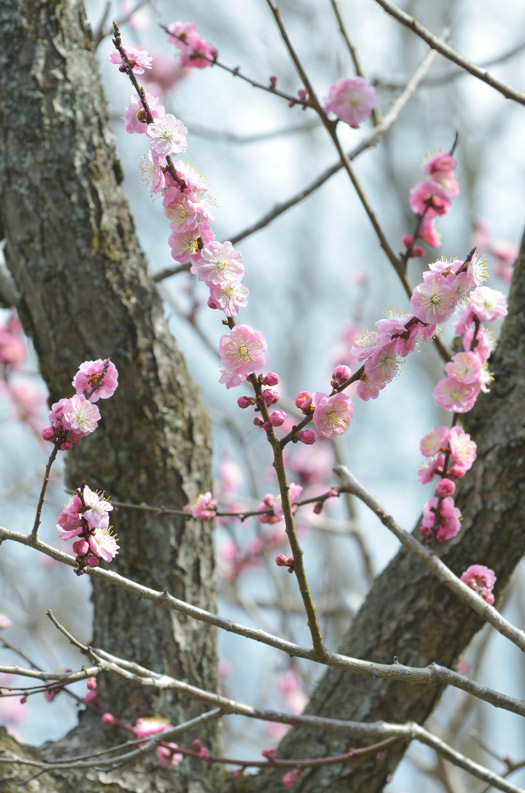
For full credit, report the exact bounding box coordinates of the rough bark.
[0,1,524,793]
[0,1,219,790]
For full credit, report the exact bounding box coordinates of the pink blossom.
[62,394,101,434]
[133,716,171,739]
[282,768,302,787]
[461,325,494,362]
[191,241,244,284]
[57,494,84,539]
[167,21,218,69]
[88,526,119,563]
[169,223,214,265]
[72,360,118,402]
[419,218,441,247]
[422,153,460,198]
[124,92,165,134]
[157,743,184,767]
[101,712,117,727]
[469,286,508,322]
[312,392,353,439]
[417,453,445,484]
[445,352,482,385]
[420,496,461,543]
[0,329,26,369]
[296,429,317,445]
[262,388,280,405]
[183,492,218,521]
[433,378,480,413]
[218,324,267,383]
[263,372,280,386]
[0,613,12,630]
[323,77,378,128]
[448,426,477,470]
[436,478,456,497]
[208,281,249,316]
[147,114,188,160]
[410,273,456,324]
[364,341,399,386]
[139,152,166,194]
[268,410,287,427]
[109,45,153,74]
[460,564,496,605]
[82,485,113,529]
[295,391,313,412]
[420,426,449,457]
[331,364,352,388]
[355,372,382,401]
[409,181,452,217]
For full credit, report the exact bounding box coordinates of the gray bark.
[0,1,524,792]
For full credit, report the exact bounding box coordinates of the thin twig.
[373,0,525,106]
[1,525,524,717]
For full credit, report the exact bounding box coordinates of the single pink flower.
[469,286,508,322]
[323,77,378,128]
[133,716,171,740]
[88,526,119,563]
[169,223,214,265]
[208,281,249,317]
[124,92,165,134]
[420,426,449,458]
[410,273,456,324]
[312,392,353,439]
[433,378,480,413]
[409,180,452,217]
[147,114,188,160]
[167,21,217,69]
[448,426,477,470]
[72,360,118,402]
[445,352,482,385]
[109,45,153,74]
[62,394,101,435]
[218,324,267,381]
[183,492,218,520]
[460,564,496,605]
[191,240,244,284]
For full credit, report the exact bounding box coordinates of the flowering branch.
[333,465,525,653]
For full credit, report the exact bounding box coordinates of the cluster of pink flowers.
[460,564,496,605]
[323,77,378,128]
[433,284,507,413]
[183,491,218,521]
[258,482,303,525]
[418,425,476,543]
[42,359,118,450]
[166,21,218,69]
[102,714,183,767]
[109,44,153,74]
[115,46,263,382]
[237,371,293,429]
[57,483,119,569]
[404,153,460,257]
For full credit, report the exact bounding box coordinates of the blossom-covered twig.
[333,465,525,653]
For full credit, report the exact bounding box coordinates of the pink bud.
[269,75,277,89]
[297,429,316,445]
[73,540,89,556]
[331,364,352,388]
[42,427,55,441]
[313,502,323,515]
[253,417,265,428]
[102,712,117,727]
[436,478,456,497]
[87,677,97,691]
[403,234,415,248]
[85,690,98,704]
[86,555,99,568]
[207,296,219,310]
[295,391,312,411]
[237,395,254,408]
[262,388,280,405]
[198,747,211,760]
[269,410,287,427]
[409,245,426,258]
[192,739,202,749]
[275,554,288,567]
[263,372,280,386]
[262,748,279,759]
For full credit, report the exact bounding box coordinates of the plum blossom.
[420,426,449,457]
[461,564,496,605]
[0,312,26,369]
[218,324,267,386]
[323,77,378,128]
[168,223,214,265]
[420,496,461,543]
[433,378,480,413]
[410,273,456,324]
[469,286,508,322]
[147,114,188,160]
[192,241,244,284]
[208,281,249,316]
[109,45,153,74]
[409,180,452,218]
[167,21,218,69]
[72,359,119,402]
[62,394,101,434]
[124,92,165,134]
[88,527,119,563]
[312,392,353,439]
[183,492,218,520]
[133,716,172,739]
